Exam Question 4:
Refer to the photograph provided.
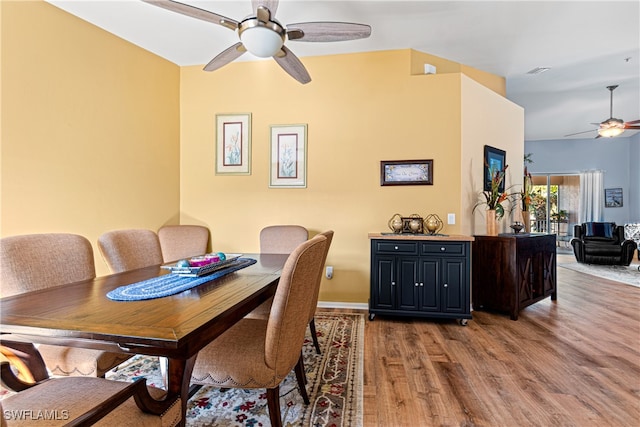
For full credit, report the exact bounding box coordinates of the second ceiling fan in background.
[142,0,371,84]
[566,85,640,139]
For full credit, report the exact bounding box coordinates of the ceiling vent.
[526,67,550,75]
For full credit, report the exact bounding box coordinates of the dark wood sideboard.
[472,233,557,320]
[368,233,474,325]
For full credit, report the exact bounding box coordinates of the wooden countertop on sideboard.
[368,233,475,242]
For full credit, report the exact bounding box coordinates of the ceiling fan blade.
[564,129,597,137]
[252,0,278,17]
[624,125,640,130]
[286,22,371,42]
[625,119,640,125]
[142,0,238,30]
[273,46,311,84]
[203,42,246,72]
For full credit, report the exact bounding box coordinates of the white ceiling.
[46,0,640,141]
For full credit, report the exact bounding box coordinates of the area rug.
[106,311,364,426]
[559,262,640,287]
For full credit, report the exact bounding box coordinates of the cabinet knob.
[391,281,396,286]
[394,246,399,250]
[419,282,424,287]
[415,283,419,287]
[444,283,448,288]
[440,247,445,251]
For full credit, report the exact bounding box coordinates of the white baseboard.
[317,301,368,310]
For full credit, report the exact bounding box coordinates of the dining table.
[0,253,288,427]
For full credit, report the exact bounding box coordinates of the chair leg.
[309,318,321,354]
[266,386,283,427]
[294,353,310,404]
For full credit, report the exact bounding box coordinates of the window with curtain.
[578,170,604,223]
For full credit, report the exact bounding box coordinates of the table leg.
[0,340,49,382]
[167,355,197,427]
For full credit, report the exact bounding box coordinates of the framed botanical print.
[216,113,251,175]
[269,124,307,188]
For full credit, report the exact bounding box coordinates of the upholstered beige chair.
[191,235,328,427]
[0,360,181,426]
[259,225,308,254]
[0,233,131,377]
[157,225,209,262]
[248,230,333,355]
[97,229,163,273]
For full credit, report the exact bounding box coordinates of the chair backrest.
[97,229,163,273]
[307,230,334,323]
[260,225,308,254]
[264,235,327,376]
[157,225,210,262]
[575,222,623,242]
[0,233,96,298]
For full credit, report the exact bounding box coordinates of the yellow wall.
[180,49,520,304]
[460,75,525,236]
[1,1,181,277]
[1,2,524,301]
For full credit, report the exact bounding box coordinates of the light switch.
[447,213,455,225]
[326,266,333,279]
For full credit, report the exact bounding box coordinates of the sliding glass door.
[529,174,579,245]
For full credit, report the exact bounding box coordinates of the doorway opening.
[529,174,579,247]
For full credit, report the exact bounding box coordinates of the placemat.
[106,258,257,301]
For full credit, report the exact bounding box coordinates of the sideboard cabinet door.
[369,238,471,324]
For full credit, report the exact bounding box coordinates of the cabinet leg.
[368,313,376,321]
[458,319,468,326]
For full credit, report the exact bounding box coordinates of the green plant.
[551,209,568,222]
[521,153,534,212]
[474,164,510,219]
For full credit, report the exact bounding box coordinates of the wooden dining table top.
[0,253,288,357]
[1,253,289,426]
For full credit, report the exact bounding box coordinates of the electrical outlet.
[326,266,334,279]
[447,213,455,225]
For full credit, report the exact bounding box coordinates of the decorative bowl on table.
[510,222,524,234]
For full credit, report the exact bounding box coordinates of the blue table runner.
[106,258,257,301]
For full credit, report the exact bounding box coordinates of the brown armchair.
[97,229,163,273]
[190,234,328,427]
[246,230,333,355]
[157,225,209,262]
[0,234,131,377]
[571,222,637,266]
[259,225,309,254]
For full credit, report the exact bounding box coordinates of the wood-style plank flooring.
[345,253,639,426]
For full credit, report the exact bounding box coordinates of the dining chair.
[97,229,164,273]
[157,224,209,262]
[247,230,333,355]
[0,360,181,426]
[259,225,308,254]
[190,234,328,427]
[0,233,131,377]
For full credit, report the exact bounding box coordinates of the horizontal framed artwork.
[215,113,251,175]
[604,187,623,207]
[269,124,307,188]
[380,160,433,186]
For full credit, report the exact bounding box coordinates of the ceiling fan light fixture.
[598,127,625,138]
[239,19,285,57]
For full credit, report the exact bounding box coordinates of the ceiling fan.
[565,85,640,139]
[142,0,371,84]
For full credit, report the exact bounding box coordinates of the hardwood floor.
[354,253,639,426]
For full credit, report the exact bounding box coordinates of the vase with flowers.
[521,154,534,232]
[473,164,509,235]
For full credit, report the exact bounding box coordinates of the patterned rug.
[559,262,640,287]
[106,311,364,426]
